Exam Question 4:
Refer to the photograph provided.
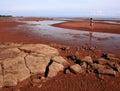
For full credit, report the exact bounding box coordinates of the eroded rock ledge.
[0,43,69,88]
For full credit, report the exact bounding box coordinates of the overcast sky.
[0,0,120,18]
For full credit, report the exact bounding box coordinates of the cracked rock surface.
[0,43,68,88]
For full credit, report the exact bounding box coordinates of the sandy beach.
[52,19,120,34]
[0,17,120,55]
[0,17,120,91]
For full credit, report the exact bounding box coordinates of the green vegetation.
[0,15,12,17]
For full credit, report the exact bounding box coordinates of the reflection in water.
[103,21,120,24]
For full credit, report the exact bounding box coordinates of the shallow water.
[102,21,120,24]
[24,20,120,54]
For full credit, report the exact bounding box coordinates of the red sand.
[0,17,51,43]
[0,17,120,91]
[19,17,53,21]
[21,73,120,91]
[52,20,120,34]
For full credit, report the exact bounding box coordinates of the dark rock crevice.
[0,63,4,87]
[18,48,32,54]
[44,59,53,77]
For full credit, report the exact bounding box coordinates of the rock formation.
[0,43,120,88]
[0,43,68,87]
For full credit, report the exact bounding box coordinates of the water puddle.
[103,21,120,24]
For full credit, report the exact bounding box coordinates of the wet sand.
[0,17,119,57]
[0,17,119,56]
[52,19,120,34]
[19,17,53,21]
[0,17,53,43]
[0,17,120,91]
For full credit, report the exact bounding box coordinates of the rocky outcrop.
[0,43,68,88]
[92,63,105,70]
[52,56,69,66]
[70,64,84,74]
[81,62,87,71]
[47,61,64,77]
[98,68,116,76]
[0,43,120,88]
[81,56,93,64]
[97,58,108,65]
[19,44,59,56]
[67,55,120,77]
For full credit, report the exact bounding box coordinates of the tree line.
[0,15,12,17]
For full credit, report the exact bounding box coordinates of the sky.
[0,0,120,18]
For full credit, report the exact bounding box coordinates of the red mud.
[0,17,120,91]
[52,20,120,34]
[19,17,53,21]
[21,73,120,91]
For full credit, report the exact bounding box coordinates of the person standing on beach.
[89,18,94,37]
[90,18,94,33]
[88,18,94,55]
[90,18,93,26]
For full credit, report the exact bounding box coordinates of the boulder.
[102,53,120,62]
[97,58,108,65]
[0,43,65,88]
[98,68,116,76]
[81,62,87,71]
[109,57,120,62]
[81,56,93,64]
[52,56,69,66]
[47,62,64,77]
[92,63,105,70]
[65,69,71,74]
[107,61,116,67]
[107,53,115,58]
[70,64,84,74]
